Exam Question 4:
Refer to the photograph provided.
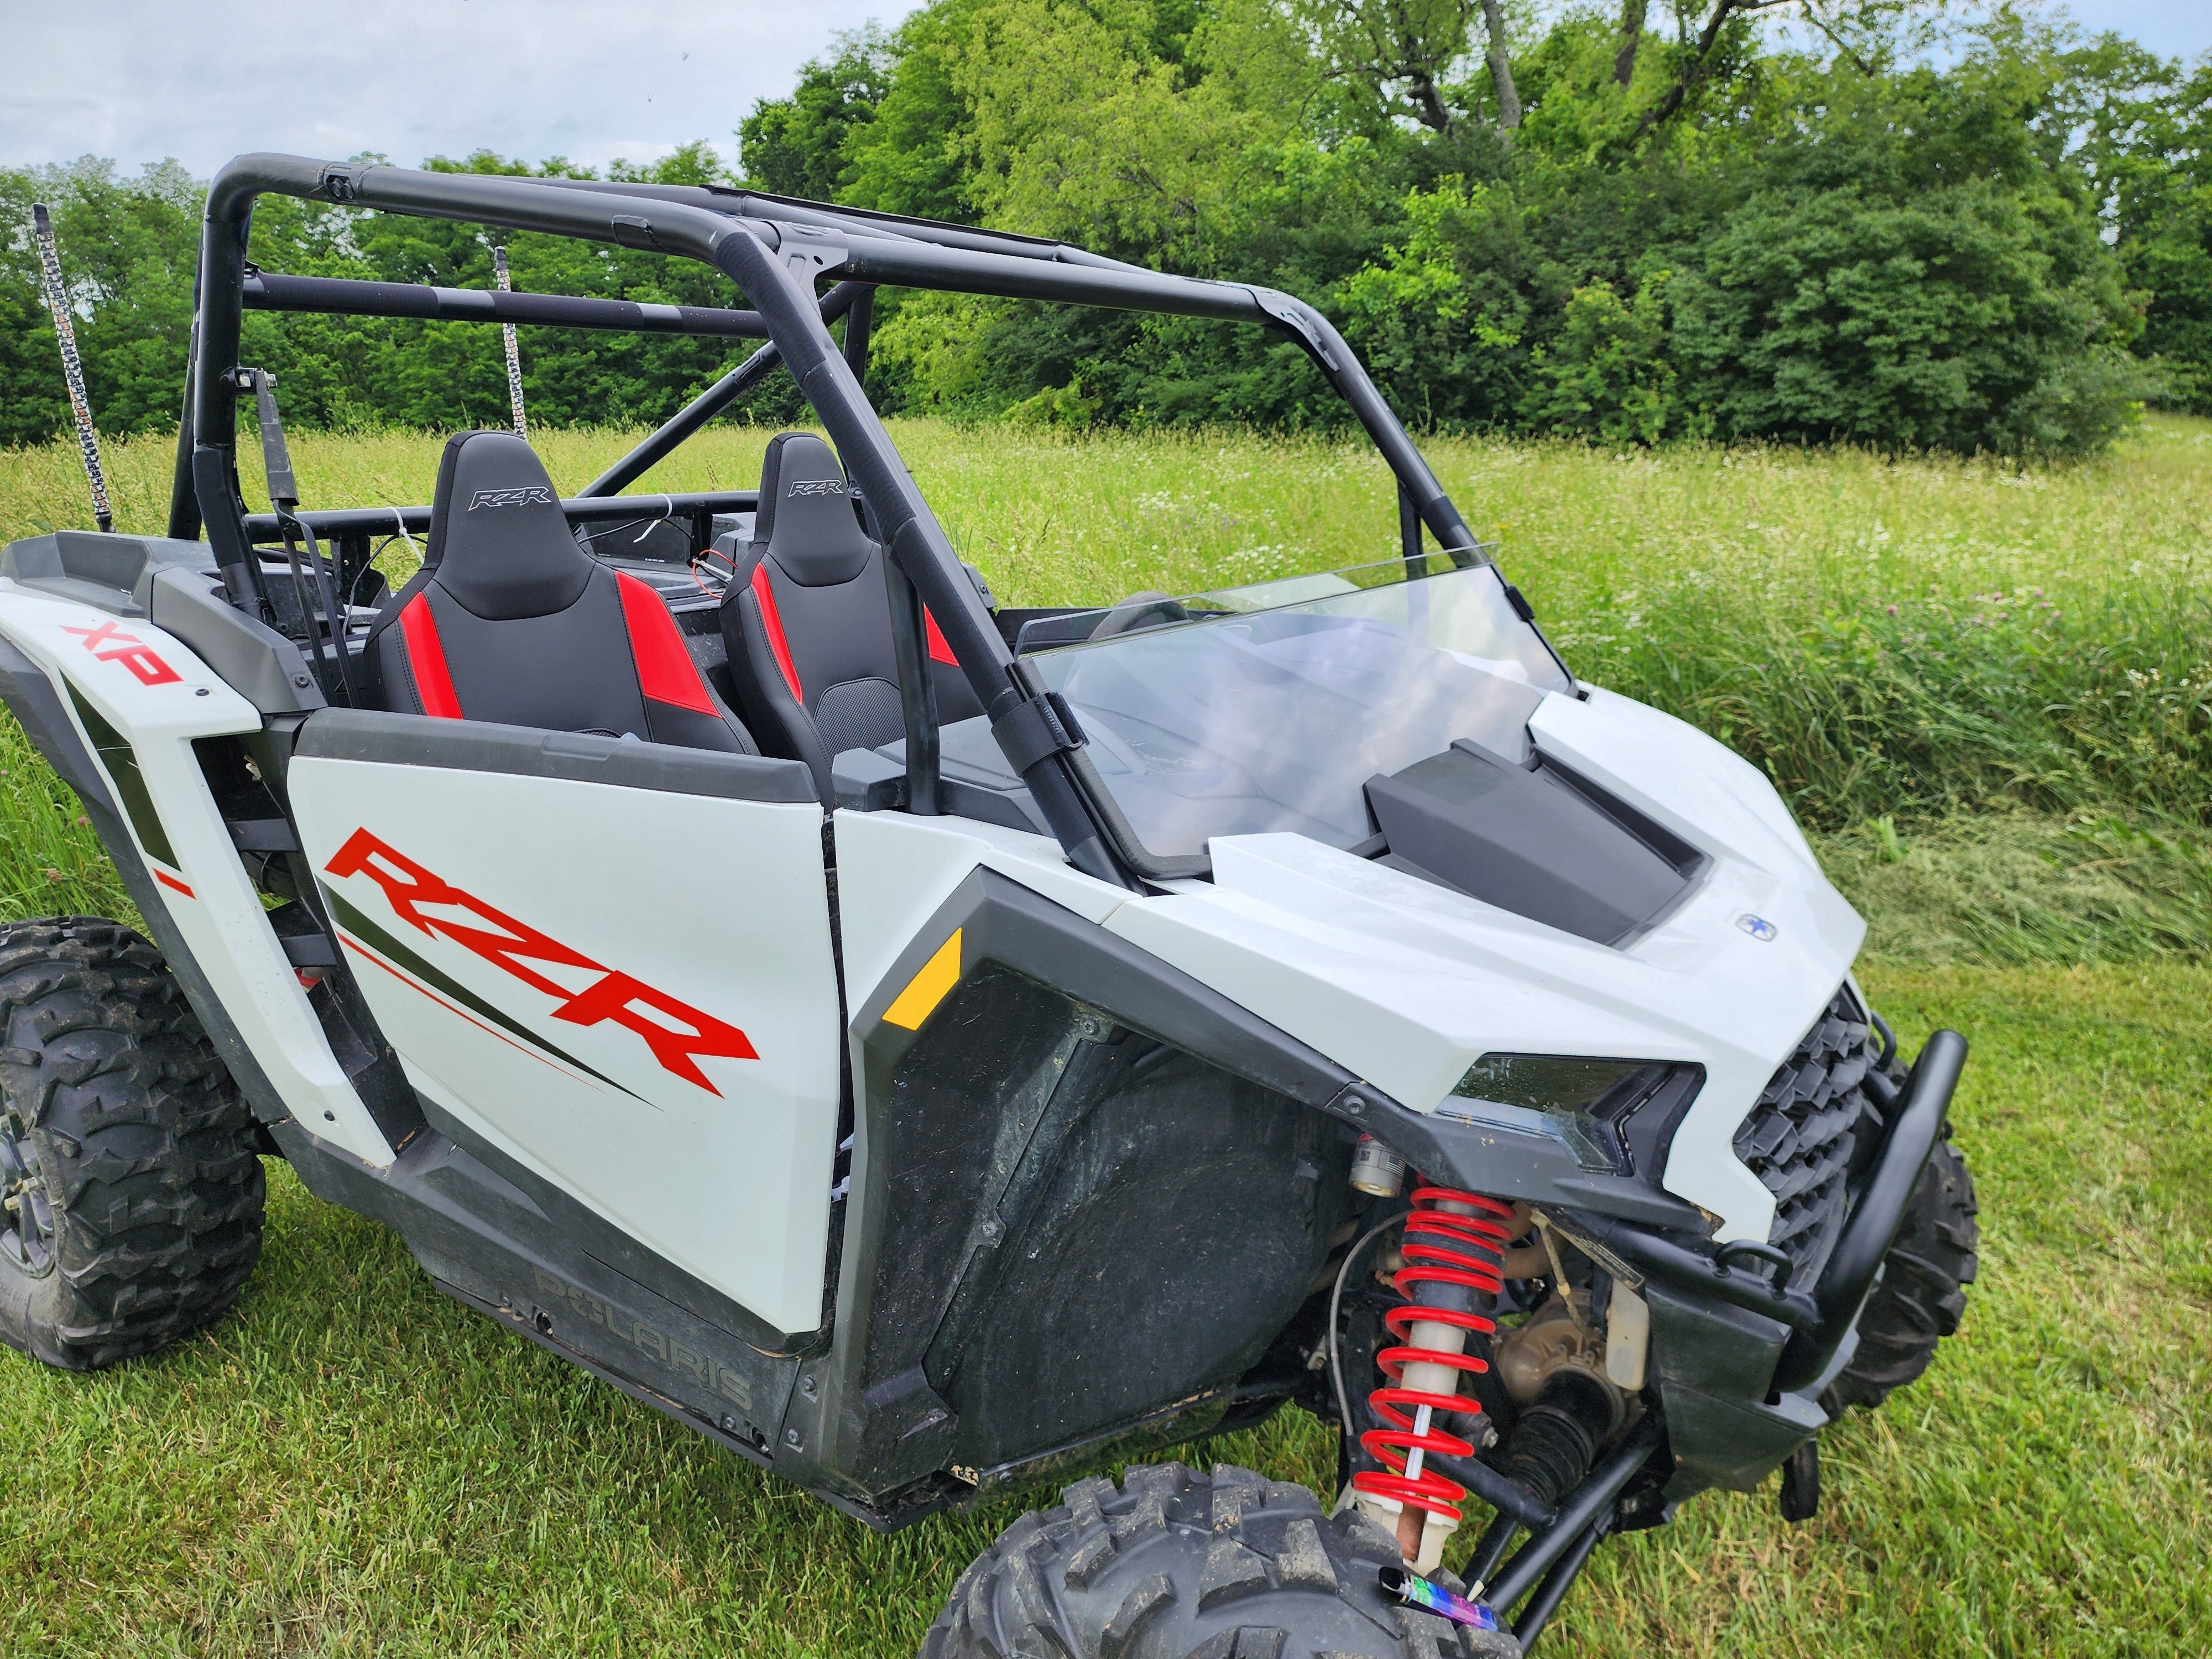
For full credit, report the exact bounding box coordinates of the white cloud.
[0,0,916,178]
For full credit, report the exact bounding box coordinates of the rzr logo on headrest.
[468,486,555,510]
[785,478,848,499]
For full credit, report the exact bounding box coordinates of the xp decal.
[321,827,757,1093]
[60,618,181,686]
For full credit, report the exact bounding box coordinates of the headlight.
[1441,1053,1704,1176]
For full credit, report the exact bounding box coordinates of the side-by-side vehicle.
[0,155,1975,1656]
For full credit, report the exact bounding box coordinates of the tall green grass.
[8,416,2204,837]
[7,414,2208,961]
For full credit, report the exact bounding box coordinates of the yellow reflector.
[883,927,963,1031]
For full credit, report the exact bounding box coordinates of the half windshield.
[1022,555,1573,860]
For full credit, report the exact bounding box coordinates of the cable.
[1329,1211,1404,1449]
[573,517,657,550]
[630,493,675,544]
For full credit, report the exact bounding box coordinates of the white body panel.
[832,807,1131,1011]
[1101,706,1864,1244]
[0,583,391,1165]
[288,757,842,1333]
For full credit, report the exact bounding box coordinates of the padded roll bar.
[243,270,770,338]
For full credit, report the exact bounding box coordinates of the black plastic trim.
[144,566,325,713]
[408,1097,815,1353]
[856,868,1358,1108]
[62,684,179,867]
[1332,1088,1711,1230]
[268,1118,807,1437]
[295,707,818,804]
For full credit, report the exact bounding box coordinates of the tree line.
[3,1,2206,457]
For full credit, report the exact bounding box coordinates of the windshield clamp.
[990,690,1086,775]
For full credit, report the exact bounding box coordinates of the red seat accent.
[615,571,717,715]
[398,593,462,718]
[924,607,958,666]
[750,563,805,703]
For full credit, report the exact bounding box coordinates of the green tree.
[1522,275,1675,443]
[738,27,896,201]
[1670,180,2141,454]
[2067,42,2212,411]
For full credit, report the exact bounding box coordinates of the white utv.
[0,156,1976,1656]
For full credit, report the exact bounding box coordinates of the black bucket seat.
[718,432,982,798]
[368,430,758,753]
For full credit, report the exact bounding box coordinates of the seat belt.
[239,368,357,707]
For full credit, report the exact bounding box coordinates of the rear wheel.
[0,918,264,1370]
[922,1462,1521,1658]
[1830,1133,1979,1410]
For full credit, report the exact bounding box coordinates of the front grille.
[1732,985,1886,1288]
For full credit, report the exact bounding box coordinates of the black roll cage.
[173,153,1495,890]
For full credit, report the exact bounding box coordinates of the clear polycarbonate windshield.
[1022,555,1573,860]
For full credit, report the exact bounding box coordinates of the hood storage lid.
[1364,740,1704,946]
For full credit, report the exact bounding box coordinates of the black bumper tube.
[1771,1029,1968,1390]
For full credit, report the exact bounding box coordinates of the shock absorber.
[1353,1183,1516,1571]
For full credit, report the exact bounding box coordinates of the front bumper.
[1559,1029,1967,1493]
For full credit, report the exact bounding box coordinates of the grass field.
[2,418,2210,1655]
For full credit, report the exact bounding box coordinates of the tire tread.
[0,918,264,1371]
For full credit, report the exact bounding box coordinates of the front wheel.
[923,1462,1521,1659]
[0,918,265,1370]
[1831,1131,1980,1410]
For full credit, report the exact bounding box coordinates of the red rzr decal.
[60,619,181,687]
[324,828,757,1093]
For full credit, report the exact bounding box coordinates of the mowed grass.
[1,420,2210,1653]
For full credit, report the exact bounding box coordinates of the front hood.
[1103,685,1863,1244]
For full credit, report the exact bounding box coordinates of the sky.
[0,0,2205,180]
[0,0,919,179]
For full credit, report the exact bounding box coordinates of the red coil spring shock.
[1353,1185,1516,1530]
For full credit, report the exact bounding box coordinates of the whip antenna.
[31,204,114,533]
[493,246,528,438]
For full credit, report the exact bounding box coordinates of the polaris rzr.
[0,154,1977,1656]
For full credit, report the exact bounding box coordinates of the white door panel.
[288,753,839,1334]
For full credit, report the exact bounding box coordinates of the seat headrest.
[422,430,594,619]
[755,432,875,587]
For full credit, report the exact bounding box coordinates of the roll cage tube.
[182,154,1517,884]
